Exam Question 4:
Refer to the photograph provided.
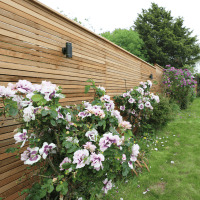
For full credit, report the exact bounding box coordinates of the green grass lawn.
[105,98,200,200]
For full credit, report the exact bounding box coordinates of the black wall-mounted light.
[62,42,72,58]
[149,74,153,79]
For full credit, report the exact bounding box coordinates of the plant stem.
[55,130,62,154]
[47,156,61,176]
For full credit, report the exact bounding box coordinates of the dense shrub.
[0,79,142,200]
[147,94,180,129]
[114,80,160,135]
[163,65,197,109]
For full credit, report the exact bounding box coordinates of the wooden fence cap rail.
[29,0,156,69]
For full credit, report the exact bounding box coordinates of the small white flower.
[155,148,158,150]
[120,198,123,200]
[173,135,175,136]
[171,161,174,164]
[161,178,163,180]
[162,145,164,146]
[143,191,147,194]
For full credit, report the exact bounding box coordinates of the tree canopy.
[100,28,149,61]
[133,3,200,68]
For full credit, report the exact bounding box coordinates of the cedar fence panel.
[0,0,164,199]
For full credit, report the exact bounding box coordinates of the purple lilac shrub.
[163,65,197,109]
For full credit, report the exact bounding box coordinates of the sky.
[38,0,200,71]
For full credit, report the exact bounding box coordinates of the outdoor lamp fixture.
[62,42,72,58]
[149,74,153,79]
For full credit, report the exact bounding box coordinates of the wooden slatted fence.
[0,0,164,199]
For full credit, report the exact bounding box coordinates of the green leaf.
[98,120,105,127]
[47,185,54,193]
[21,188,30,195]
[62,163,71,169]
[85,85,90,94]
[67,145,77,153]
[49,110,58,119]
[109,118,115,123]
[31,193,41,200]
[109,127,118,134]
[122,167,130,176]
[65,141,72,149]
[41,109,49,116]
[31,94,43,102]
[56,184,62,192]
[40,190,47,198]
[8,107,18,116]
[124,130,133,140]
[57,118,63,123]
[61,182,68,195]
[5,147,16,153]
[50,119,56,126]
[40,98,47,105]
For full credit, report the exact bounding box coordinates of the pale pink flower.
[99,133,120,152]
[130,144,140,161]
[128,98,135,103]
[119,121,132,130]
[85,129,98,142]
[128,161,133,169]
[23,105,35,122]
[138,103,144,110]
[120,105,125,111]
[97,86,106,92]
[102,179,113,194]
[73,149,90,169]
[39,142,57,159]
[145,101,151,108]
[136,87,144,95]
[111,110,123,123]
[22,147,41,165]
[90,153,105,171]
[147,80,152,88]
[122,154,126,161]
[16,80,34,94]
[83,142,96,152]
[0,86,16,98]
[104,100,115,111]
[14,129,28,148]
[100,95,110,102]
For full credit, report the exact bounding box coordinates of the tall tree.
[100,28,149,61]
[133,3,200,68]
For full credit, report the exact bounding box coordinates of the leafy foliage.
[147,94,180,128]
[133,3,200,68]
[100,28,149,61]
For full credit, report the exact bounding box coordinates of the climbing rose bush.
[114,80,160,135]
[0,79,140,200]
[163,65,197,109]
